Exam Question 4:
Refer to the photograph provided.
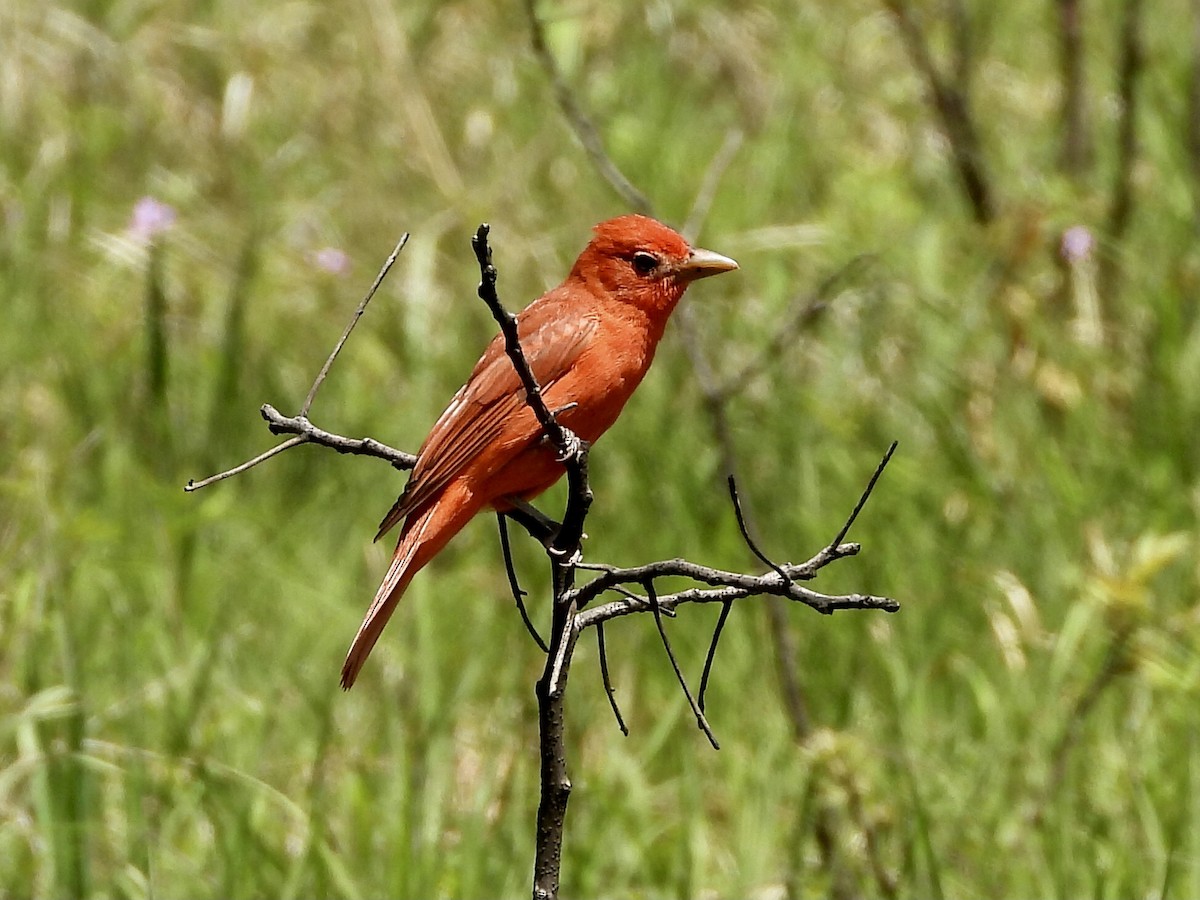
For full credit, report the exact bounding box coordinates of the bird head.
[569,214,738,318]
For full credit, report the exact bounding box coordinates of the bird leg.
[502,498,562,547]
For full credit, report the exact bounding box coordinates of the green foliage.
[2,0,1199,896]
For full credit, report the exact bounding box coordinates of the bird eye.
[631,252,659,276]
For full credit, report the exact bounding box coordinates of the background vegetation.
[3,0,1198,896]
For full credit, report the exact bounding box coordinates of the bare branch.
[498,514,549,653]
[261,404,416,468]
[301,234,410,417]
[570,535,862,606]
[185,435,306,492]
[697,600,733,714]
[575,572,898,631]
[644,580,720,749]
[596,623,629,735]
[828,441,899,550]
[472,224,577,459]
[729,475,792,585]
[184,235,411,492]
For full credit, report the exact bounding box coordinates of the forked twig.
[729,476,792,585]
[185,234,411,492]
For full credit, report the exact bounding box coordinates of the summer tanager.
[341,214,738,688]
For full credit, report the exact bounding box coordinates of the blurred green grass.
[2,0,1199,896]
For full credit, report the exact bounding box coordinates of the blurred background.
[3,0,1198,896]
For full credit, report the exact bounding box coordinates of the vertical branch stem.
[532,584,578,900]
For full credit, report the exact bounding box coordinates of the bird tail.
[340,490,475,689]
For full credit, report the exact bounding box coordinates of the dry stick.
[497,514,550,653]
[828,441,899,551]
[883,0,995,225]
[729,476,793,585]
[185,234,412,492]
[695,475,794,714]
[301,235,410,417]
[644,580,721,749]
[572,556,898,625]
[595,623,629,735]
[471,216,896,897]
[696,601,732,714]
[185,435,307,492]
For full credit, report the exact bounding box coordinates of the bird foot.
[554,430,585,463]
[548,544,584,567]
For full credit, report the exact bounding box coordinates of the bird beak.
[676,247,739,281]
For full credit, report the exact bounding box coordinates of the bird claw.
[549,545,584,566]
[555,431,584,463]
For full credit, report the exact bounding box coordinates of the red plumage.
[341,215,737,688]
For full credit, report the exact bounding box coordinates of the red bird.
[341,215,738,688]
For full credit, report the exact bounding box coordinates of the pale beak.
[676,247,739,281]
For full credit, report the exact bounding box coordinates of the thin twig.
[596,623,629,735]
[697,600,733,714]
[185,435,306,492]
[498,514,549,653]
[185,235,412,492]
[729,476,792,585]
[472,224,577,460]
[301,234,410,416]
[644,580,720,750]
[577,579,898,630]
[828,441,898,550]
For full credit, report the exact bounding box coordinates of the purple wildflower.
[1060,225,1094,264]
[129,196,177,242]
[311,247,351,276]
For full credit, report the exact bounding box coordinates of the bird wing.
[375,302,597,540]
